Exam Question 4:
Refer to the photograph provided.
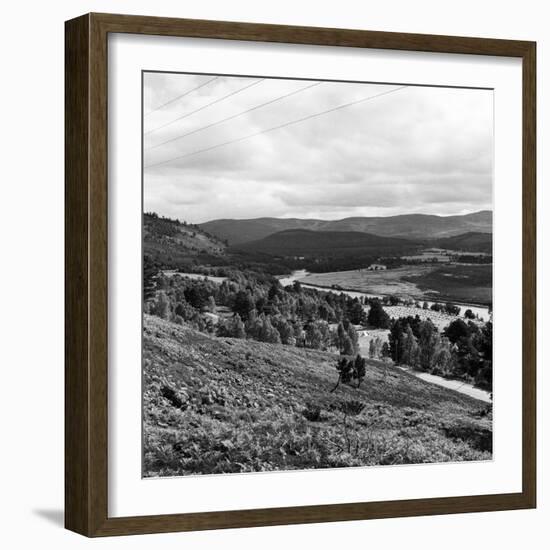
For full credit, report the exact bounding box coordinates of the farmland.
[299,265,435,300]
[297,263,492,308]
[403,264,493,306]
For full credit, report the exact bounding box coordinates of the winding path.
[396,366,491,403]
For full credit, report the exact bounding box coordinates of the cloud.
[143,72,493,223]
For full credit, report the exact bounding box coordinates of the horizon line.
[145,208,493,226]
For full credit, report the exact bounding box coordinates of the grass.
[403,264,493,305]
[299,263,492,306]
[143,315,492,477]
[299,266,434,299]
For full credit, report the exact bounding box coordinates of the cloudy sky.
[143,72,493,224]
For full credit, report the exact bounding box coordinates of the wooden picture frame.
[65,12,536,537]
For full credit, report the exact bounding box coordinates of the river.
[277,270,491,322]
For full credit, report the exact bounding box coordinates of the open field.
[299,266,435,300]
[298,263,492,307]
[403,264,492,306]
[143,315,492,477]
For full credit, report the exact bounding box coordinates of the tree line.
[388,315,492,390]
[145,270,368,354]
[145,263,491,391]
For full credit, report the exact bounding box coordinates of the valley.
[143,210,493,476]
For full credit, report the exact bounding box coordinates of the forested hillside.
[433,232,493,254]
[230,229,420,257]
[144,212,227,270]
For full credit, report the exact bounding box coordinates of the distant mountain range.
[229,229,420,258]
[200,210,492,245]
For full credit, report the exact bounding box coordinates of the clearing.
[298,266,434,299]
[403,264,492,306]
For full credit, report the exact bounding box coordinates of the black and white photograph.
[142,72,494,478]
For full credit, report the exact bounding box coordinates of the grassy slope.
[144,315,492,477]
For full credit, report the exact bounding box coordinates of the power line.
[145,85,408,169]
[144,76,219,117]
[144,78,265,136]
[145,81,323,152]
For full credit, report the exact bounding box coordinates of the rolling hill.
[144,212,227,269]
[229,229,421,258]
[143,315,492,477]
[200,211,492,245]
[433,232,493,254]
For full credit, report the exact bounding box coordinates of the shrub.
[302,402,322,422]
[339,399,366,455]
[160,384,187,410]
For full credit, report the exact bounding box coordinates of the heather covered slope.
[143,315,492,477]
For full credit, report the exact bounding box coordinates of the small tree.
[259,315,281,344]
[354,354,367,388]
[339,399,366,455]
[348,300,366,324]
[217,314,246,338]
[341,333,355,355]
[464,309,476,320]
[445,302,461,316]
[232,315,246,338]
[432,336,453,376]
[268,282,281,301]
[233,290,255,321]
[345,322,359,354]
[305,322,323,349]
[368,336,383,359]
[332,355,366,391]
[143,254,159,301]
[272,316,294,345]
[367,299,390,329]
[368,339,376,359]
[207,295,216,313]
[400,324,420,367]
[418,320,440,371]
[155,291,171,320]
[444,318,471,344]
[331,357,354,392]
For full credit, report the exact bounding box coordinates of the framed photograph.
[65,13,536,537]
